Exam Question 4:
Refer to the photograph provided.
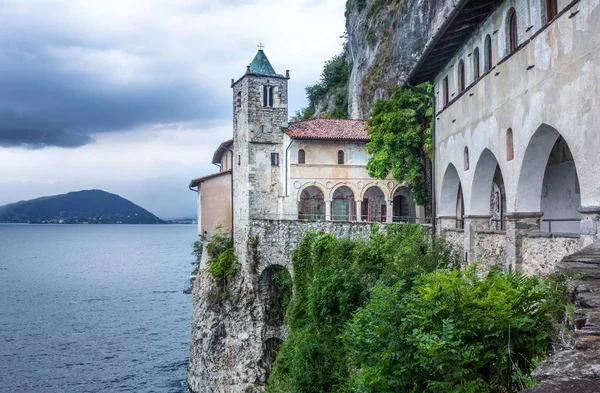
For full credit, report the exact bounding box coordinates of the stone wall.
[472,231,506,269]
[520,233,584,276]
[441,228,465,255]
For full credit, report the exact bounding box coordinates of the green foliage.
[205,234,236,278]
[265,226,461,393]
[366,83,433,206]
[190,239,203,275]
[291,50,351,122]
[265,228,567,393]
[344,266,567,393]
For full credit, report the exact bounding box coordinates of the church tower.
[231,48,289,269]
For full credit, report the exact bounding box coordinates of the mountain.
[0,189,164,224]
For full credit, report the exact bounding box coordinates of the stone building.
[189,49,422,240]
[408,0,600,272]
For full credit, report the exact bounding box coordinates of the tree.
[366,84,433,214]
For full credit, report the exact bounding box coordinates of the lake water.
[0,224,196,393]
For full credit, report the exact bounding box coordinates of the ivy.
[366,84,433,208]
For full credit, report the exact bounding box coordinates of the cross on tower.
[257,43,264,50]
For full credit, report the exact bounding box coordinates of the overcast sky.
[0,0,347,218]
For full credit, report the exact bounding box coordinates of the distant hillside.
[0,189,164,224]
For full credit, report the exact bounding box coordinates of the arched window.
[458,59,466,92]
[337,150,345,165]
[464,147,470,171]
[545,0,558,23]
[508,8,518,54]
[473,47,480,80]
[443,76,450,106]
[506,129,514,161]
[484,35,493,71]
[263,86,274,107]
[237,91,242,107]
[298,149,305,164]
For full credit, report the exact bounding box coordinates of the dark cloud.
[0,34,228,148]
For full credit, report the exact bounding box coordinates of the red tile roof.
[285,119,368,141]
[189,170,232,188]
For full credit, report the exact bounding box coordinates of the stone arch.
[296,182,327,201]
[331,185,356,221]
[259,264,293,328]
[439,163,462,217]
[516,124,582,233]
[360,184,388,222]
[358,182,390,200]
[298,184,326,220]
[392,186,416,222]
[257,337,284,384]
[470,149,506,217]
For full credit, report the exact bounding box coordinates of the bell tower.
[231,47,290,269]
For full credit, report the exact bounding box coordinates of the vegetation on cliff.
[366,84,433,209]
[291,49,351,121]
[265,226,568,393]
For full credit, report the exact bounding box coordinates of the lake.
[0,224,196,393]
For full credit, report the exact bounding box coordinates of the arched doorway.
[392,187,415,223]
[258,337,283,384]
[259,265,292,327]
[516,125,581,233]
[471,149,506,230]
[298,186,325,220]
[332,186,355,221]
[362,186,386,222]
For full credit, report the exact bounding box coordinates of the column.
[386,200,393,223]
[325,200,332,221]
[504,212,542,272]
[355,200,362,222]
[464,215,491,263]
[579,206,600,246]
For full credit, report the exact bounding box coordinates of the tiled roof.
[285,119,368,141]
[189,170,232,188]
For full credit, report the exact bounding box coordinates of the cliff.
[345,0,458,119]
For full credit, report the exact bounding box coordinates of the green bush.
[205,234,236,278]
[344,266,567,393]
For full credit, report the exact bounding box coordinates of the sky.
[0,0,347,218]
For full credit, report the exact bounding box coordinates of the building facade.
[190,50,422,240]
[408,0,600,272]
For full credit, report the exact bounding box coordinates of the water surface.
[0,224,195,393]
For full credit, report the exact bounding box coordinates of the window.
[236,91,241,107]
[443,76,449,106]
[508,8,518,54]
[506,128,514,161]
[337,150,345,165]
[298,149,305,164]
[270,153,279,166]
[545,0,558,23]
[473,47,480,80]
[263,86,274,107]
[458,60,466,92]
[464,147,469,171]
[484,35,493,71]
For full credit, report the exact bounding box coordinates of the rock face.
[346,0,458,119]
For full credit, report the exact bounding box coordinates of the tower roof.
[248,49,282,77]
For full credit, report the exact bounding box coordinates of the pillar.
[504,212,542,272]
[579,206,600,246]
[438,216,458,231]
[386,200,393,223]
[325,200,332,221]
[355,200,362,222]
[464,215,491,262]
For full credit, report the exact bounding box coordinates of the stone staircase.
[523,242,600,392]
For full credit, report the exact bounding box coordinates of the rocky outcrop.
[522,242,600,393]
[345,0,459,119]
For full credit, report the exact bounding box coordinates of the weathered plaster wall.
[521,233,583,275]
[198,174,232,237]
[435,1,600,221]
[541,160,581,233]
